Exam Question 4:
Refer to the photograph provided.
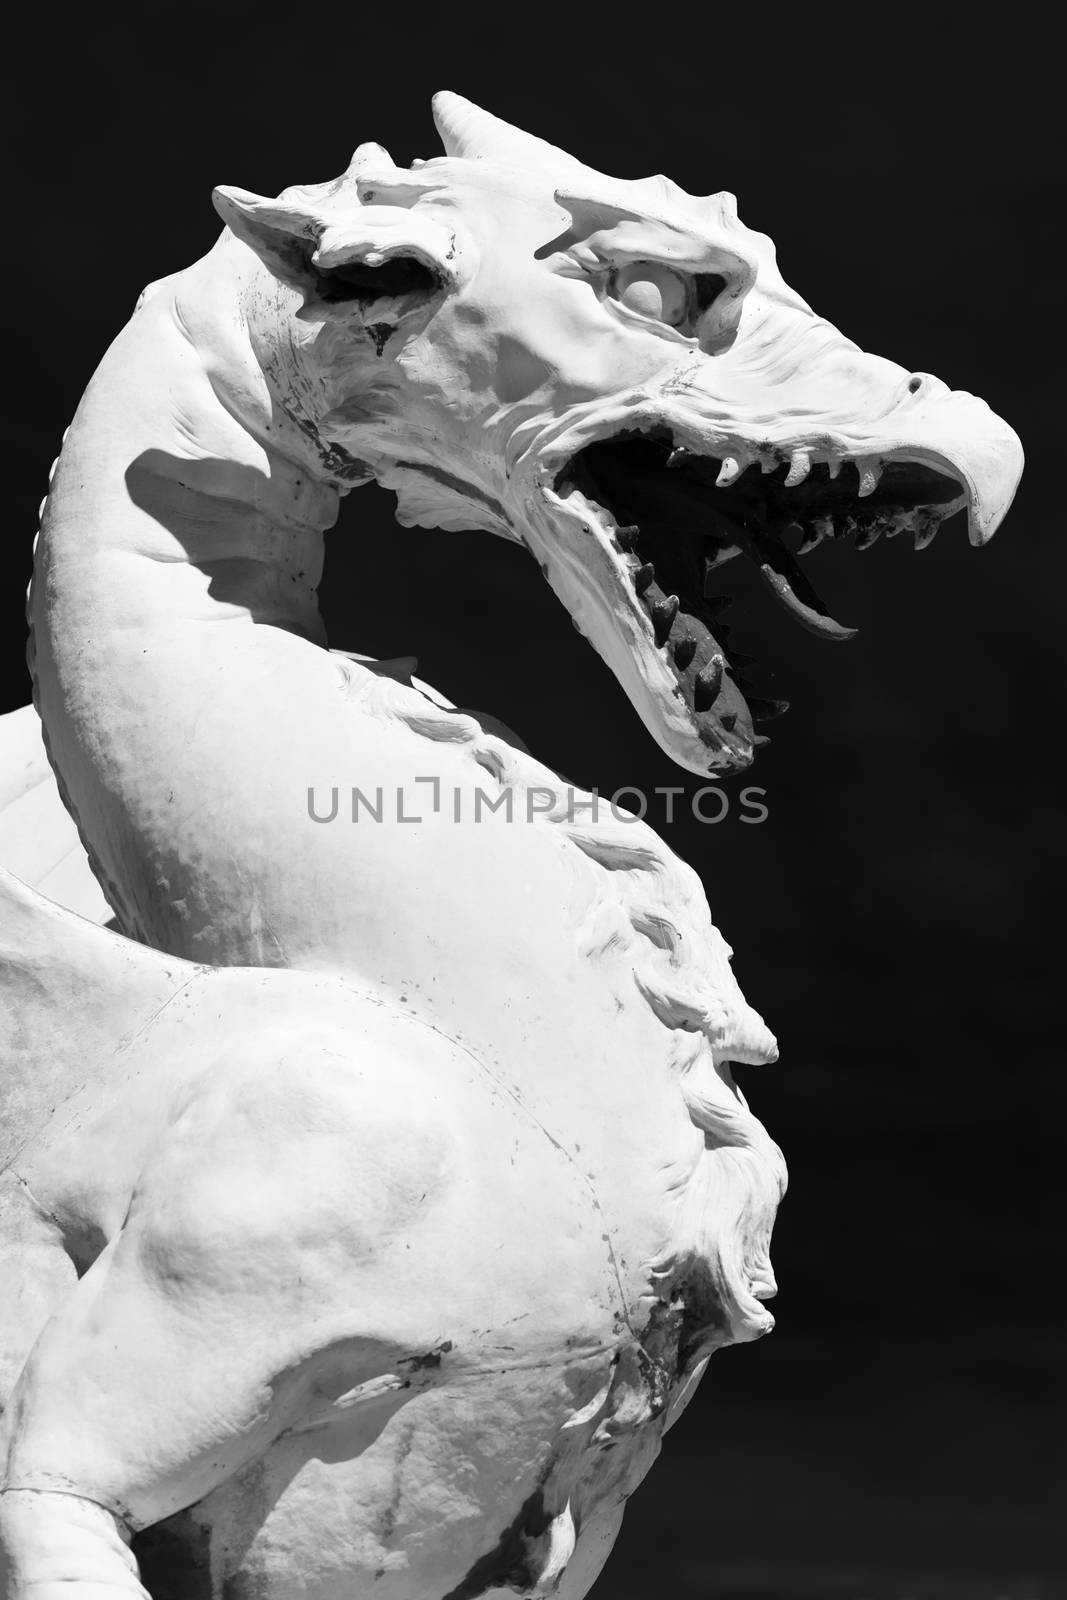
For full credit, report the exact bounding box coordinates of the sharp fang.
[755,547,858,642]
[694,655,724,710]
[634,563,656,594]
[827,455,842,480]
[716,456,742,487]
[857,458,882,498]
[674,634,697,670]
[798,525,825,555]
[855,524,881,550]
[47,456,60,483]
[652,595,679,645]
[914,518,940,551]
[667,447,689,469]
[784,449,811,488]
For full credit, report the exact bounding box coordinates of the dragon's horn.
[431,91,581,174]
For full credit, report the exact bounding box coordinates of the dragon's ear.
[213,183,455,308]
[212,186,322,290]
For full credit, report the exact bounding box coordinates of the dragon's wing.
[0,704,112,925]
[0,864,193,1168]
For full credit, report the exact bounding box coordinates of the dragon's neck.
[29,242,784,1344]
[31,245,339,941]
[29,248,616,993]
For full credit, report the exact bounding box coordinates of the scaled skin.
[0,863,779,1598]
[0,94,1021,1598]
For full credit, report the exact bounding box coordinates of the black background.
[6,6,1063,1596]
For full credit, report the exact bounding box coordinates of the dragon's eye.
[611,262,691,327]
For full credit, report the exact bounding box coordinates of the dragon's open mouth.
[549,427,966,771]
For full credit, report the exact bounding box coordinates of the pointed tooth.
[857,458,882,498]
[667,447,689,470]
[752,734,772,748]
[651,595,679,645]
[798,525,825,555]
[854,523,882,550]
[914,516,940,551]
[37,497,48,521]
[784,449,811,488]
[615,524,640,552]
[634,563,656,595]
[674,634,697,670]
[694,655,725,710]
[47,456,60,483]
[716,456,742,487]
[754,532,859,641]
[827,455,842,480]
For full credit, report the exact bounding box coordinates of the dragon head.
[214,92,1023,777]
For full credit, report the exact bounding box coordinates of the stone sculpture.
[0,95,1022,1598]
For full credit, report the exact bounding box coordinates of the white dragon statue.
[0,95,1022,1599]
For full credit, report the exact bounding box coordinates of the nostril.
[908,375,924,394]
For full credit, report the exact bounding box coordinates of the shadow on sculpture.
[0,92,1021,1599]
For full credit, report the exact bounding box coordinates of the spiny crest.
[323,96,742,247]
[428,94,742,238]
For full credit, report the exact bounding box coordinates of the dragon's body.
[0,95,1021,1597]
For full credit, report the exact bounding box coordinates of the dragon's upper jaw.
[373,368,1021,779]
[537,423,981,776]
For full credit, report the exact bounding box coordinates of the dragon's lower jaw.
[538,425,994,776]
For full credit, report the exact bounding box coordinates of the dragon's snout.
[895,382,1024,545]
[537,352,1022,777]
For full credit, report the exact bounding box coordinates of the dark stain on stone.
[667,1251,731,1364]
[368,322,394,357]
[275,399,375,482]
[400,1338,454,1371]
[392,460,507,521]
